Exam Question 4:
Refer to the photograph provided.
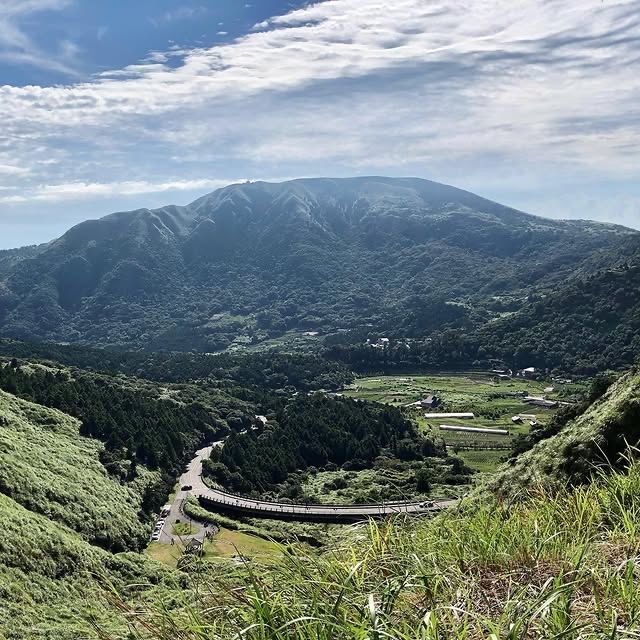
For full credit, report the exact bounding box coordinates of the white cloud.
[0,178,235,203]
[0,0,78,75]
[0,0,639,231]
[149,6,207,27]
[0,164,30,176]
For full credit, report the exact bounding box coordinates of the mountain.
[0,177,636,352]
[476,255,640,373]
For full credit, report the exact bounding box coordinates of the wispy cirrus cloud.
[0,0,639,244]
[0,178,234,203]
[0,0,79,75]
[148,5,208,28]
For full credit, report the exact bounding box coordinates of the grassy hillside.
[0,390,173,639]
[489,367,640,497]
[99,369,640,638]
[111,459,640,639]
[0,389,158,550]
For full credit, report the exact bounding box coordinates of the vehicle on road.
[181,484,193,491]
[419,501,434,509]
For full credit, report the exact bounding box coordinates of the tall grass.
[109,458,640,639]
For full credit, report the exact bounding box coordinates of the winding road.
[158,441,457,536]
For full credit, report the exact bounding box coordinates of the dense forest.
[0,361,237,513]
[204,394,445,494]
[327,262,640,375]
[0,339,353,389]
[473,263,640,373]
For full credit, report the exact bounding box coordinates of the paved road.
[173,441,456,523]
[155,442,225,544]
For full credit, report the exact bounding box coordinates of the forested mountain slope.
[0,177,635,352]
[475,259,640,373]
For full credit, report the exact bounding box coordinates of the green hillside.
[0,388,158,550]
[0,390,171,639]
[0,178,635,357]
[488,367,640,497]
[475,260,640,373]
[110,454,640,639]
[2,355,640,638]
[99,366,640,638]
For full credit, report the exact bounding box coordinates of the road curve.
[180,442,457,523]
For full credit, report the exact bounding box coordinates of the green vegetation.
[0,360,239,517]
[204,394,465,497]
[0,342,639,638]
[0,339,354,389]
[112,458,640,638]
[0,390,174,638]
[344,372,584,473]
[204,528,281,560]
[1,178,636,371]
[300,460,469,504]
[456,448,507,473]
[328,254,640,377]
[184,497,340,547]
[0,389,155,551]
[474,261,640,373]
[489,368,640,497]
[172,521,196,537]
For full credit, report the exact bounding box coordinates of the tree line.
[204,394,444,494]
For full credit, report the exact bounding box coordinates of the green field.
[344,372,586,473]
[204,528,281,560]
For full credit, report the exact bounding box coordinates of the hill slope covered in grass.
[0,390,173,639]
[0,389,157,551]
[113,457,640,638]
[489,367,640,497]
[95,367,640,638]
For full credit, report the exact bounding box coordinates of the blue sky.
[0,0,639,248]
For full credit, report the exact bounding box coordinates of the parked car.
[181,484,192,491]
[151,532,160,541]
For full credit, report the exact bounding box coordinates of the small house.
[420,394,440,409]
[185,537,205,555]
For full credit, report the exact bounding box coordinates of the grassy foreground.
[114,457,640,639]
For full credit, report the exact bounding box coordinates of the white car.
[419,501,434,509]
[151,532,160,541]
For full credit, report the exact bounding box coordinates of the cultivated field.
[344,372,586,472]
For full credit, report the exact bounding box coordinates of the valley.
[0,179,637,639]
[344,372,587,472]
[2,0,639,635]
